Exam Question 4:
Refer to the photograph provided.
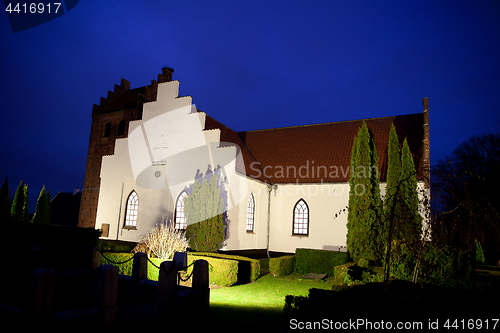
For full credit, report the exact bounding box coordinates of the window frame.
[174,190,188,230]
[292,199,309,236]
[246,193,255,233]
[123,190,139,229]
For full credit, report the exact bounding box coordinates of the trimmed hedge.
[269,255,295,276]
[294,248,350,276]
[99,252,243,286]
[100,253,166,281]
[187,254,238,287]
[190,252,260,283]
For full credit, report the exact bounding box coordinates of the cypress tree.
[10,180,25,219]
[399,138,422,242]
[184,171,226,252]
[33,186,51,225]
[347,132,360,259]
[23,184,30,221]
[347,122,383,262]
[369,128,384,259]
[384,124,401,240]
[383,128,423,280]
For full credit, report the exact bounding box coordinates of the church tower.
[78,67,174,228]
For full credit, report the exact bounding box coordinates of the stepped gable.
[91,78,160,116]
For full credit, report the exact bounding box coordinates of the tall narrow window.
[124,190,139,228]
[292,199,309,235]
[103,122,111,137]
[117,119,126,136]
[175,191,188,230]
[246,193,255,232]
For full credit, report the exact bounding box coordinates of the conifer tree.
[399,138,422,242]
[384,124,401,240]
[184,171,226,252]
[383,127,423,280]
[347,133,360,257]
[347,122,383,262]
[369,129,384,257]
[10,180,24,219]
[32,186,51,225]
[23,184,30,221]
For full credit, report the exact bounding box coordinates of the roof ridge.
[238,112,422,134]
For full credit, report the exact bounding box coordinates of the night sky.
[1,1,499,213]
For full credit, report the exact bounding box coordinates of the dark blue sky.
[1,0,499,213]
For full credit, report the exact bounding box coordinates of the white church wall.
[222,176,270,251]
[266,183,351,253]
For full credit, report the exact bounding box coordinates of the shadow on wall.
[322,245,347,252]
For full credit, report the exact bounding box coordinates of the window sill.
[123,226,137,230]
[246,230,255,234]
[291,234,308,237]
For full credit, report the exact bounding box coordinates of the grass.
[204,262,500,331]
[207,273,335,331]
[211,273,334,309]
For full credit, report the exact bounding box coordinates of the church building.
[79,68,430,255]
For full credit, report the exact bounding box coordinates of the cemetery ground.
[124,259,500,332]
[206,262,500,331]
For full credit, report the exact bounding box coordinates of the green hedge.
[269,255,295,276]
[190,252,260,283]
[294,248,350,276]
[187,254,238,287]
[100,253,166,281]
[99,252,241,286]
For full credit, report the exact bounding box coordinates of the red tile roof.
[203,114,270,183]
[236,113,425,184]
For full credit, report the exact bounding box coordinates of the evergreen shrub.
[332,262,356,285]
[190,252,260,283]
[100,253,167,281]
[420,243,474,285]
[475,239,485,264]
[187,253,238,286]
[98,252,241,286]
[294,248,350,276]
[100,253,134,276]
[269,255,295,276]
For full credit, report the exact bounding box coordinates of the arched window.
[124,190,139,228]
[174,191,188,230]
[103,122,111,137]
[117,119,126,136]
[292,199,309,236]
[246,193,255,232]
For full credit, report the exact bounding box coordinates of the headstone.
[93,265,118,328]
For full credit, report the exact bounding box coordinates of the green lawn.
[207,273,334,331]
[211,273,334,309]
